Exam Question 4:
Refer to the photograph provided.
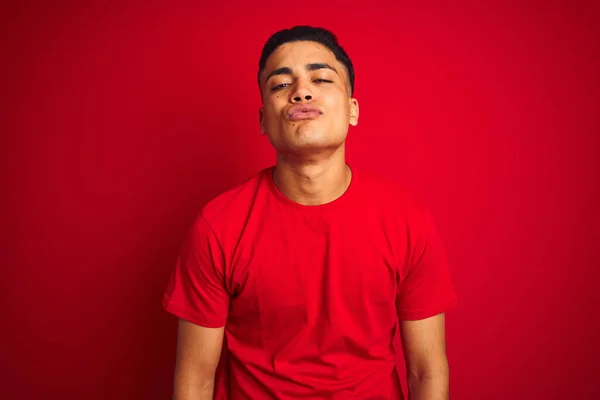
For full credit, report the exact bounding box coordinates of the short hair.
[258,26,355,96]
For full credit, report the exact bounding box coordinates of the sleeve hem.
[397,296,458,321]
[162,297,227,329]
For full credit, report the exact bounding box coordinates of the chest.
[226,211,402,319]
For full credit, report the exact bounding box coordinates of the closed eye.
[270,79,332,92]
[271,83,290,92]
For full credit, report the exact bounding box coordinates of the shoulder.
[193,167,271,236]
[202,168,269,215]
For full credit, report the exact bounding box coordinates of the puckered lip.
[287,105,323,118]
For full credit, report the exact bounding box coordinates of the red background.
[2,1,599,399]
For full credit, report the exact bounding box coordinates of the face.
[259,41,359,156]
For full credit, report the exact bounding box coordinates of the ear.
[259,106,266,135]
[349,98,359,126]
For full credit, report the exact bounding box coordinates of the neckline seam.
[266,163,357,211]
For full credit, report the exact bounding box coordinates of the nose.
[290,78,314,103]
[292,94,312,102]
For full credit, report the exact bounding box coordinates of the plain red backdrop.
[1,1,599,399]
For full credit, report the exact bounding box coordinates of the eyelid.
[271,83,290,92]
[270,76,332,92]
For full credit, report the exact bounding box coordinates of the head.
[257,26,359,158]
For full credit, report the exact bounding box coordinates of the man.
[163,26,457,399]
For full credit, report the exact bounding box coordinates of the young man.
[163,26,457,399]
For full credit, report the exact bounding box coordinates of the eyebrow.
[264,62,338,84]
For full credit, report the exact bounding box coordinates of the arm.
[163,213,230,399]
[396,207,457,398]
[400,313,450,400]
[173,318,225,400]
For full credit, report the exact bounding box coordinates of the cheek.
[262,106,279,125]
[264,99,286,120]
[323,90,349,113]
[326,102,350,122]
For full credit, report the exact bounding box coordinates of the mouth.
[287,106,322,121]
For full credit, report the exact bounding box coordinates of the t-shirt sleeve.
[396,208,457,321]
[162,212,229,328]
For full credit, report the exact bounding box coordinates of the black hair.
[258,26,355,96]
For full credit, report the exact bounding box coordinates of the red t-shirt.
[163,164,457,399]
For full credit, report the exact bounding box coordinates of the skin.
[172,320,223,400]
[258,40,359,206]
[401,314,451,400]
[172,40,450,400]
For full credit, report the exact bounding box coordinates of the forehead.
[264,41,339,71]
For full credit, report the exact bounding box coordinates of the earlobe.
[349,98,359,127]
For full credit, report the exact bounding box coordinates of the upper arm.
[163,212,230,328]
[174,318,225,386]
[399,313,449,378]
[396,208,456,321]
[164,213,230,395]
[395,207,455,378]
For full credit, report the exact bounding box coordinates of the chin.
[268,126,346,153]
[283,138,345,155]
[291,129,328,144]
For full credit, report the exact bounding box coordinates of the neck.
[273,148,351,206]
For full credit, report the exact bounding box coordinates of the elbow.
[406,361,450,396]
[407,361,449,381]
[173,376,215,400]
[173,365,217,399]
